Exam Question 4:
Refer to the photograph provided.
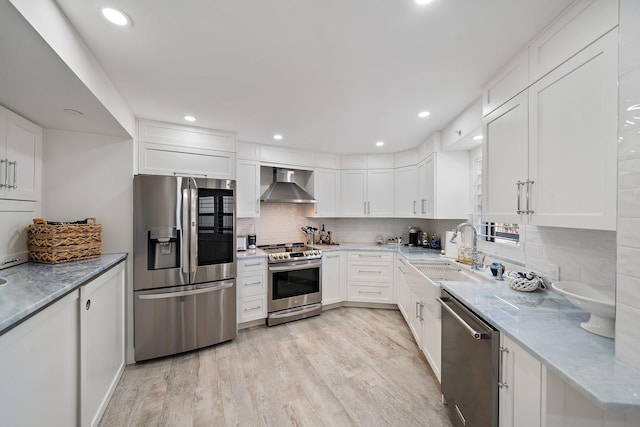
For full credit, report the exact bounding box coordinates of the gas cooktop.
[258,242,322,263]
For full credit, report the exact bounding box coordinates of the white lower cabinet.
[237,257,267,323]
[80,262,126,427]
[347,251,394,303]
[321,251,346,306]
[0,261,126,427]
[396,255,441,382]
[499,334,542,427]
[0,290,80,426]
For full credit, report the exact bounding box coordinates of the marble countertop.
[442,276,640,413]
[0,254,127,336]
[236,248,268,259]
[311,242,447,259]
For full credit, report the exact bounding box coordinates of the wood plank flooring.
[99,307,453,427]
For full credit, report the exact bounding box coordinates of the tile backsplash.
[237,203,463,247]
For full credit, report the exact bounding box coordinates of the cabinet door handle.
[526,180,534,214]
[421,199,426,214]
[419,303,424,321]
[413,200,416,214]
[256,200,260,214]
[498,346,509,389]
[9,161,17,189]
[397,266,406,275]
[415,301,421,319]
[516,181,524,214]
[85,299,91,311]
[364,201,367,215]
[0,159,6,188]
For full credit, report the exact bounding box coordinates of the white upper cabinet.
[236,159,261,218]
[528,0,618,83]
[482,92,529,225]
[528,30,618,230]
[420,152,469,220]
[311,168,340,217]
[483,29,618,231]
[236,141,260,161]
[340,170,367,216]
[137,119,236,179]
[394,165,418,218]
[340,169,394,217]
[482,49,529,117]
[0,106,42,202]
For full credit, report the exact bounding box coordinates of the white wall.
[41,129,135,362]
[616,0,640,369]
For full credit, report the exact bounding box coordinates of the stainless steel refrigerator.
[133,175,236,361]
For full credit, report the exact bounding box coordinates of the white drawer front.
[238,273,265,298]
[348,284,393,303]
[347,262,393,282]
[238,295,267,323]
[348,251,394,262]
[238,258,267,273]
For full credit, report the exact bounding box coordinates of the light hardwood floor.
[100,307,453,427]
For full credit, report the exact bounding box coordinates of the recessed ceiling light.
[416,0,433,5]
[273,134,283,140]
[472,135,483,141]
[101,7,132,27]
[376,141,385,147]
[417,111,430,118]
[184,115,196,122]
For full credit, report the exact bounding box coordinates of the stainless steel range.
[259,243,322,326]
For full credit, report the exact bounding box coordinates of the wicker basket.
[506,271,545,292]
[28,218,102,264]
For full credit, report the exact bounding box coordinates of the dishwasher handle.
[437,296,488,340]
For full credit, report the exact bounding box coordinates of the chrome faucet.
[450,222,482,270]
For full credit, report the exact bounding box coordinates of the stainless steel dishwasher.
[438,289,500,427]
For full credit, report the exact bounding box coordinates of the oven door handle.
[269,261,321,272]
[437,296,488,340]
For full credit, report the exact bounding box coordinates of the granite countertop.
[0,253,127,336]
[441,275,640,413]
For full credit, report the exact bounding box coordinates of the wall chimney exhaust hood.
[260,168,317,204]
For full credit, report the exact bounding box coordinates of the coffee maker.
[408,226,422,246]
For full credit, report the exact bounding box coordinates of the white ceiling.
[26,0,574,153]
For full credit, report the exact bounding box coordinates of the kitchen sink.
[411,262,484,283]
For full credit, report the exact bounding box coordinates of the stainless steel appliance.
[438,289,500,427]
[133,175,237,361]
[260,243,322,326]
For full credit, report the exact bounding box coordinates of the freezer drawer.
[134,280,236,361]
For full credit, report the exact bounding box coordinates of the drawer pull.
[243,281,262,286]
[358,254,382,258]
[327,254,340,259]
[242,262,263,267]
[359,290,382,295]
[244,305,262,311]
[359,270,382,274]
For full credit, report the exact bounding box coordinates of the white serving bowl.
[551,281,615,338]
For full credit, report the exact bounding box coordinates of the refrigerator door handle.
[137,280,235,299]
[181,187,190,276]
[189,178,198,281]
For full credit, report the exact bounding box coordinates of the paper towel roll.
[443,231,459,259]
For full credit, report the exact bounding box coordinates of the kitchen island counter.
[0,253,127,335]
